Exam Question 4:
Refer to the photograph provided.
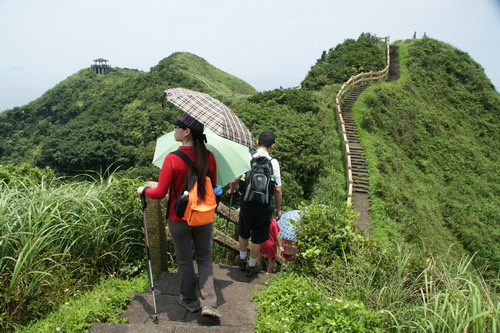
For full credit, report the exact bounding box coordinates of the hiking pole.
[140,193,159,324]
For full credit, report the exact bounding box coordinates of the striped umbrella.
[164,88,254,148]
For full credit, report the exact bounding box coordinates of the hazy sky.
[0,0,499,111]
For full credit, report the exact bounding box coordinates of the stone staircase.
[339,44,400,235]
[90,263,274,333]
[341,85,372,235]
[388,45,400,82]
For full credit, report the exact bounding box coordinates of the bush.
[301,33,386,90]
[254,272,384,332]
[293,202,364,275]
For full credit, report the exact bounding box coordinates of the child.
[278,210,300,262]
[258,218,284,273]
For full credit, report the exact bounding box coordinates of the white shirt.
[253,148,282,187]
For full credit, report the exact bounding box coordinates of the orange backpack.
[171,151,218,226]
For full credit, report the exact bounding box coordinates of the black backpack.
[241,155,275,204]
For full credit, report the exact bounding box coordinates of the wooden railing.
[142,197,284,276]
[335,36,390,205]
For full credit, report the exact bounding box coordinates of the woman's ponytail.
[191,129,209,201]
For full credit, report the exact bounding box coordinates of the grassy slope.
[354,38,499,276]
[158,52,257,95]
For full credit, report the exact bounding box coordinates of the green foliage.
[18,274,149,333]
[0,166,144,330]
[248,87,320,113]
[0,163,55,184]
[354,39,500,278]
[37,117,124,173]
[0,52,256,176]
[273,238,499,332]
[310,84,347,204]
[254,272,384,332]
[151,52,257,96]
[302,33,386,90]
[227,94,326,207]
[293,202,364,275]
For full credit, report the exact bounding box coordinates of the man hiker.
[227,131,282,278]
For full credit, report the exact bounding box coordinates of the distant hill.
[0,52,257,176]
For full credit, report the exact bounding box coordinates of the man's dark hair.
[258,131,275,148]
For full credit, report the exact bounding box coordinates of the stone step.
[90,264,272,333]
[120,294,257,327]
[91,323,254,333]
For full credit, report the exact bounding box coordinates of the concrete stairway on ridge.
[340,45,400,236]
[90,263,275,333]
[388,45,400,82]
[341,84,371,235]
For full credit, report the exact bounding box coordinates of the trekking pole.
[140,193,159,324]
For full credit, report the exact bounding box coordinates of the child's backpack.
[171,150,218,226]
[242,155,275,204]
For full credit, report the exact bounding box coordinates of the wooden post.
[143,182,169,277]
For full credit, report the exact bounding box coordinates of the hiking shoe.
[201,306,221,318]
[245,264,262,278]
[178,296,200,313]
[234,254,247,271]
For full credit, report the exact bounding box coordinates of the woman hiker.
[137,112,221,321]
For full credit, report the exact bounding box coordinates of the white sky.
[0,0,499,111]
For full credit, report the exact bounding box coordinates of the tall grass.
[409,256,499,332]
[311,242,498,331]
[0,170,143,330]
[256,240,499,332]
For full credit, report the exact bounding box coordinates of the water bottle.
[214,185,223,196]
[175,190,189,217]
[214,185,222,204]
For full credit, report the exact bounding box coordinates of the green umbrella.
[152,128,251,186]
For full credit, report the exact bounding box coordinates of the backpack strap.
[170,150,215,185]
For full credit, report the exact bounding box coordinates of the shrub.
[254,272,384,332]
[293,202,364,275]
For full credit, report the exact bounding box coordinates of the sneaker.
[234,254,247,271]
[201,306,221,318]
[245,264,262,278]
[178,296,200,313]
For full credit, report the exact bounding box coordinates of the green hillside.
[353,38,499,277]
[0,52,256,177]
